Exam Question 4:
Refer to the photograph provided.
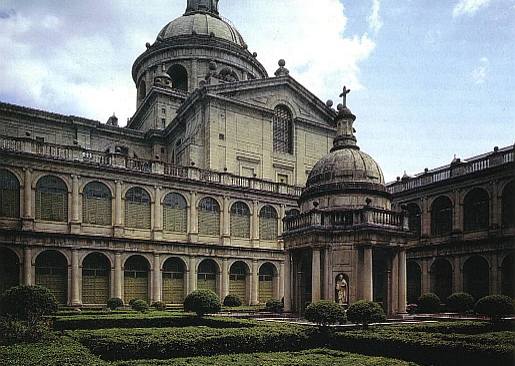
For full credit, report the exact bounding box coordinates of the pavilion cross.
[339,86,351,108]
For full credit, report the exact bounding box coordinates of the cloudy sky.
[0,0,514,181]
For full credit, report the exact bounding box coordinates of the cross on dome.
[339,86,351,108]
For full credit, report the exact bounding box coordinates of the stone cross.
[339,86,351,107]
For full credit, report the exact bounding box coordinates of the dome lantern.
[186,0,219,16]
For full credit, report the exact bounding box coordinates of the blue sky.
[0,0,513,181]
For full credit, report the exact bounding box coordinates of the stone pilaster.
[70,249,81,307]
[222,196,230,245]
[114,181,124,236]
[222,258,230,300]
[283,252,292,312]
[70,175,81,234]
[22,168,34,231]
[152,253,162,303]
[188,192,198,242]
[398,249,407,314]
[311,248,321,303]
[363,247,373,301]
[23,246,33,285]
[153,187,163,240]
[251,260,259,305]
[251,201,260,247]
[113,252,123,301]
[278,261,285,300]
[188,256,197,294]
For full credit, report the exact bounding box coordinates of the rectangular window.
[161,119,166,129]
[278,174,289,184]
[242,167,255,178]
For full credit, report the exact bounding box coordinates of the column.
[421,259,430,294]
[490,182,499,228]
[490,254,498,295]
[398,249,407,314]
[452,190,462,233]
[71,175,80,223]
[70,249,81,306]
[278,205,285,237]
[222,196,230,244]
[189,192,198,241]
[114,252,123,300]
[153,187,162,240]
[114,181,123,233]
[452,256,462,293]
[188,256,197,293]
[251,201,259,247]
[323,247,331,300]
[363,247,373,301]
[23,168,33,219]
[391,251,399,314]
[251,260,259,305]
[222,259,230,300]
[421,197,430,237]
[283,252,292,312]
[279,261,285,300]
[311,248,321,303]
[23,246,33,285]
[152,253,162,303]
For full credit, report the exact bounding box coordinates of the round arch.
[168,64,188,92]
[431,196,453,236]
[406,203,421,236]
[258,262,276,303]
[82,181,113,226]
[162,257,186,304]
[35,250,68,304]
[463,256,490,301]
[197,259,219,294]
[163,192,188,233]
[0,169,21,219]
[230,201,251,239]
[198,197,221,236]
[124,255,150,303]
[501,180,515,228]
[125,187,152,230]
[259,205,278,241]
[272,104,294,154]
[463,188,489,232]
[407,261,421,304]
[35,175,69,223]
[0,247,20,294]
[229,261,249,303]
[501,254,514,298]
[82,252,111,305]
[430,258,452,302]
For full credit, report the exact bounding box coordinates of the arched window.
[83,182,112,226]
[138,80,147,101]
[163,193,187,233]
[407,203,421,236]
[162,258,185,304]
[407,261,421,304]
[259,205,278,241]
[0,170,20,218]
[501,254,514,298]
[168,64,188,92]
[0,247,20,294]
[230,202,250,239]
[198,197,220,236]
[502,181,515,228]
[463,256,490,301]
[35,251,68,304]
[124,255,150,303]
[463,188,489,232]
[125,187,151,229]
[82,253,110,305]
[259,263,275,303]
[273,105,293,154]
[197,259,218,293]
[36,176,68,222]
[229,261,248,302]
[431,196,453,236]
[430,258,452,302]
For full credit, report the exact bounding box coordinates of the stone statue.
[339,86,351,108]
[335,274,348,305]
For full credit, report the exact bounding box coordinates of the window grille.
[230,202,250,238]
[36,176,68,222]
[163,193,187,233]
[259,205,278,241]
[125,187,151,229]
[0,170,20,218]
[198,198,220,236]
[273,106,293,154]
[83,182,112,226]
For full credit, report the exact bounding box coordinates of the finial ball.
[326,100,333,107]
[337,103,344,111]
[278,59,286,67]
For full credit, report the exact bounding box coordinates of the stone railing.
[284,207,409,234]
[387,145,514,195]
[0,135,304,197]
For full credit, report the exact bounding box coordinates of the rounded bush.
[151,301,167,311]
[0,286,58,323]
[346,300,386,329]
[474,295,514,322]
[128,299,137,306]
[417,293,441,313]
[223,295,242,307]
[184,290,221,317]
[131,299,149,313]
[304,300,346,328]
[106,298,124,311]
[447,292,474,313]
[0,317,55,346]
[265,299,284,314]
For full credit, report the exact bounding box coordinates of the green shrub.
[0,286,58,324]
[305,301,346,328]
[106,298,124,311]
[128,299,137,306]
[0,317,55,345]
[266,298,284,313]
[346,301,386,329]
[223,294,242,307]
[447,292,474,313]
[131,300,149,313]
[151,301,167,311]
[417,293,441,313]
[183,290,221,317]
[474,295,514,322]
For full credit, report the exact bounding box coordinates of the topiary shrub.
[223,295,242,307]
[304,300,346,329]
[0,286,58,324]
[106,298,124,311]
[0,317,55,345]
[474,295,514,322]
[131,299,149,313]
[346,300,386,329]
[183,290,221,317]
[151,301,167,311]
[417,293,441,313]
[266,299,284,314]
[447,292,474,313]
[128,299,137,306]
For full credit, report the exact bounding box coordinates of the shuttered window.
[35,251,68,304]
[124,256,149,303]
[83,182,112,226]
[198,197,220,236]
[125,187,151,229]
[273,105,293,154]
[229,262,247,301]
[36,176,68,222]
[259,205,278,241]
[197,260,217,293]
[163,193,187,233]
[230,202,250,239]
[162,258,185,304]
[259,263,275,303]
[0,170,20,218]
[82,253,110,305]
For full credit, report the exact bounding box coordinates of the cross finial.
[339,86,351,107]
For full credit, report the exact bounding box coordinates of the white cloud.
[368,0,383,34]
[0,0,377,124]
[471,57,489,84]
[453,0,492,17]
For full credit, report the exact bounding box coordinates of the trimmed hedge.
[107,298,124,311]
[346,301,386,328]
[305,301,346,328]
[223,295,242,307]
[475,295,514,321]
[184,290,221,316]
[417,293,441,313]
[131,300,149,313]
[265,299,284,313]
[447,292,475,313]
[0,286,58,323]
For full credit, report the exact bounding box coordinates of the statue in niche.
[335,274,348,305]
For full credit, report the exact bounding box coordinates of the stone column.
[323,247,331,300]
[23,168,33,219]
[489,254,498,295]
[153,187,162,240]
[222,196,230,245]
[114,181,123,236]
[251,201,259,247]
[421,259,430,294]
[188,256,197,293]
[490,181,499,228]
[363,247,373,301]
[189,192,198,242]
[283,252,292,312]
[398,249,407,314]
[311,248,321,303]
[279,261,285,300]
[421,197,430,237]
[278,205,285,237]
[70,249,81,307]
[391,251,399,314]
[452,256,462,293]
[222,259,230,300]
[453,190,462,233]
[251,260,259,305]
[152,253,162,303]
[23,246,33,285]
[114,252,123,300]
[70,175,81,234]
